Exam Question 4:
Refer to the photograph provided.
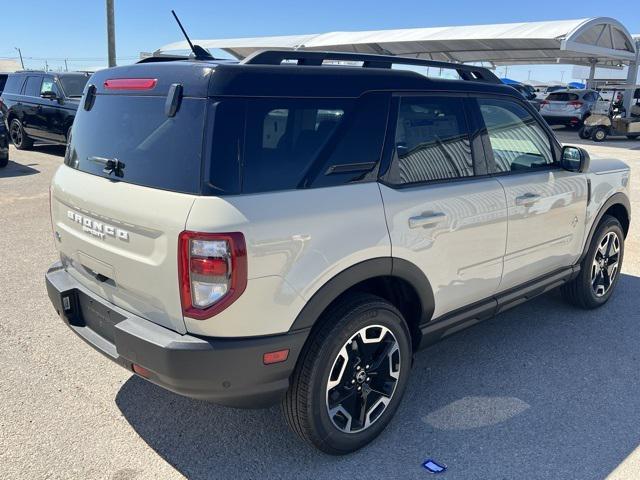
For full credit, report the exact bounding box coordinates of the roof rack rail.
[242,50,501,84]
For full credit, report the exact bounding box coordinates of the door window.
[40,78,60,97]
[23,76,42,97]
[388,96,474,185]
[478,98,555,173]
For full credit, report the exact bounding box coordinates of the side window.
[388,96,474,185]
[40,78,60,96]
[23,76,42,97]
[478,98,555,173]
[242,98,348,194]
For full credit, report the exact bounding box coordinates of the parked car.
[0,111,8,167]
[539,89,600,127]
[45,50,630,455]
[0,73,8,94]
[509,82,542,110]
[0,71,89,149]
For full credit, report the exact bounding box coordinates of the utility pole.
[106,0,116,67]
[14,47,24,69]
[64,59,68,72]
[45,60,49,72]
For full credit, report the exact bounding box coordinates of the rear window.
[547,92,579,102]
[65,95,206,194]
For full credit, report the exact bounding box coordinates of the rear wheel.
[562,215,624,309]
[578,127,590,139]
[282,294,412,454]
[9,119,33,150]
[592,126,608,142]
[0,153,7,168]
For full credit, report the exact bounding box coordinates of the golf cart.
[580,86,640,142]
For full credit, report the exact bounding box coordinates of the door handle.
[408,212,447,229]
[515,193,541,206]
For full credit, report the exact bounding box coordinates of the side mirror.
[41,91,57,100]
[561,145,590,173]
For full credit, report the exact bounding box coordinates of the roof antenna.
[171,10,214,60]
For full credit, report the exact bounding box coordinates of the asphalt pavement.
[1,132,639,479]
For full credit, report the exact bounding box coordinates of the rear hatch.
[542,92,581,113]
[50,63,213,333]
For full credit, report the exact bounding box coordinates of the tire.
[9,118,33,150]
[0,153,7,168]
[626,135,639,140]
[562,215,624,309]
[282,293,412,454]
[578,127,590,139]
[592,126,608,142]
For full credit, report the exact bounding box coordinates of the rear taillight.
[569,101,584,109]
[178,231,247,320]
[104,78,157,90]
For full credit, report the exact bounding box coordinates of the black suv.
[0,71,89,149]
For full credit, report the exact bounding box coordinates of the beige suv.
[46,50,630,454]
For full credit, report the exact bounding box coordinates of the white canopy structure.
[158,17,637,68]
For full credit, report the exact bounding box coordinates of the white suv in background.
[46,50,630,454]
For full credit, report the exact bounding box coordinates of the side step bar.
[419,265,580,348]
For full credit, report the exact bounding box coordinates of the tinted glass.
[2,75,25,94]
[24,76,42,97]
[242,98,349,193]
[65,95,206,194]
[307,93,388,189]
[58,75,89,97]
[547,92,579,102]
[478,98,554,172]
[388,96,473,185]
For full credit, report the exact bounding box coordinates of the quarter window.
[478,98,555,172]
[388,96,474,185]
[242,99,347,193]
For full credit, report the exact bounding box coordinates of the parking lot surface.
[1,131,639,479]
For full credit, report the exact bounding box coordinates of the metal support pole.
[587,61,597,89]
[106,0,116,67]
[622,40,639,116]
[14,47,24,69]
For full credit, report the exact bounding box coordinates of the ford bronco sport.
[46,50,631,454]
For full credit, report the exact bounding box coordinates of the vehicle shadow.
[116,273,640,480]
[31,144,67,157]
[0,160,40,178]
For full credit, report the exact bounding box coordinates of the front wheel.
[592,126,608,142]
[283,294,412,454]
[562,215,624,309]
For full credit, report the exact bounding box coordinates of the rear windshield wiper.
[88,156,126,178]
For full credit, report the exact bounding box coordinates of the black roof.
[87,50,519,99]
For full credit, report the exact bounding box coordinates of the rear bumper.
[541,113,584,125]
[45,262,308,408]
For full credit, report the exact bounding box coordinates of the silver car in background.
[540,89,600,128]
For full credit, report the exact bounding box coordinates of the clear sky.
[1,0,638,82]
